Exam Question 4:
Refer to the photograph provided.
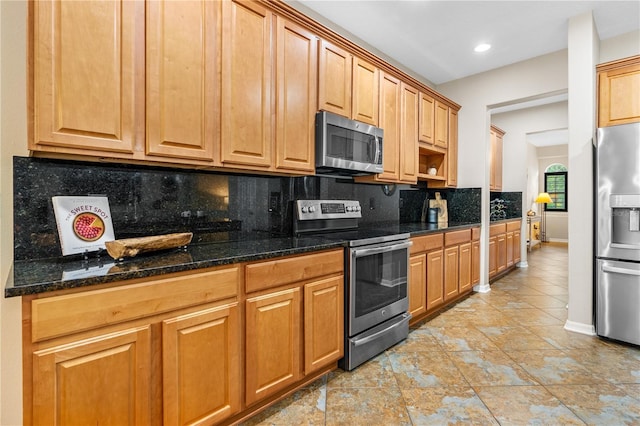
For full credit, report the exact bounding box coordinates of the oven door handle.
[353,313,412,347]
[352,240,412,259]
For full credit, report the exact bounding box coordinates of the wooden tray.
[105,232,193,260]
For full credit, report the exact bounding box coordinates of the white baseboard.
[549,238,569,243]
[564,319,596,336]
[473,283,491,293]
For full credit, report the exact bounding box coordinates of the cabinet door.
[318,39,352,117]
[352,57,379,125]
[146,0,218,162]
[32,326,151,426]
[443,246,459,301]
[32,0,142,155]
[514,230,522,264]
[447,109,459,187]
[598,60,640,127]
[163,303,241,425]
[506,231,514,268]
[434,101,449,149]
[246,288,301,406]
[221,0,272,168]
[488,236,497,278]
[375,72,401,181]
[426,249,444,310]
[472,240,481,285]
[495,132,503,191]
[497,234,507,273]
[304,276,344,374]
[275,17,317,173]
[408,253,427,319]
[459,242,472,293]
[400,83,419,184]
[419,92,435,145]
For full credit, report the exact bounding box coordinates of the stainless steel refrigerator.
[595,122,640,346]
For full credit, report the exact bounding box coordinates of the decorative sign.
[52,196,115,256]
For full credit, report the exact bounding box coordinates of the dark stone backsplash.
[490,191,522,221]
[13,157,483,261]
[400,188,482,223]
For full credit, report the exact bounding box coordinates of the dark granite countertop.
[5,221,480,298]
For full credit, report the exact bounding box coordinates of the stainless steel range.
[294,199,411,370]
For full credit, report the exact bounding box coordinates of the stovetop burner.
[292,199,409,246]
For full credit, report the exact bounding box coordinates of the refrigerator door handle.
[602,264,640,276]
[610,243,640,250]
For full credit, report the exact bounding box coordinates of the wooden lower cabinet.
[304,276,344,374]
[443,245,459,301]
[246,288,302,406]
[162,303,241,425]
[459,242,472,293]
[409,228,477,324]
[489,220,522,282]
[32,326,152,426]
[408,253,427,318]
[496,233,507,274]
[24,251,345,425]
[426,249,445,311]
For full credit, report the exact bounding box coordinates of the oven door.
[348,239,410,336]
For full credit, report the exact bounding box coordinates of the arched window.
[544,163,568,211]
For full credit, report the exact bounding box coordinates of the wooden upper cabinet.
[490,125,505,191]
[419,92,435,145]
[146,0,218,162]
[400,83,419,184]
[32,0,143,155]
[220,0,273,168]
[275,17,317,173]
[352,57,379,125]
[434,101,449,149]
[597,55,640,127]
[447,108,459,187]
[318,39,352,117]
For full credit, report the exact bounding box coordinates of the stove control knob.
[346,206,352,212]
[354,205,360,212]
[308,206,316,213]
[301,206,308,213]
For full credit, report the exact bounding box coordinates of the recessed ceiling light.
[474,43,491,53]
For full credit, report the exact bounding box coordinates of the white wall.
[491,101,569,254]
[437,50,569,291]
[600,29,640,63]
[1,1,27,424]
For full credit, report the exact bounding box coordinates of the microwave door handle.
[375,136,382,165]
[353,241,412,259]
[602,265,640,276]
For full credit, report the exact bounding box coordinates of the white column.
[565,11,599,335]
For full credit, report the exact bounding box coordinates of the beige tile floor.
[243,243,640,425]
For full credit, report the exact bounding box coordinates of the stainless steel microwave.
[315,111,383,175]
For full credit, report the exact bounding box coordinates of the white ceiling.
[293,0,640,85]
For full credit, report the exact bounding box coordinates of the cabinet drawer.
[490,223,506,237]
[245,249,343,293]
[31,266,240,343]
[472,227,480,241]
[445,229,471,246]
[506,220,521,232]
[410,233,443,254]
